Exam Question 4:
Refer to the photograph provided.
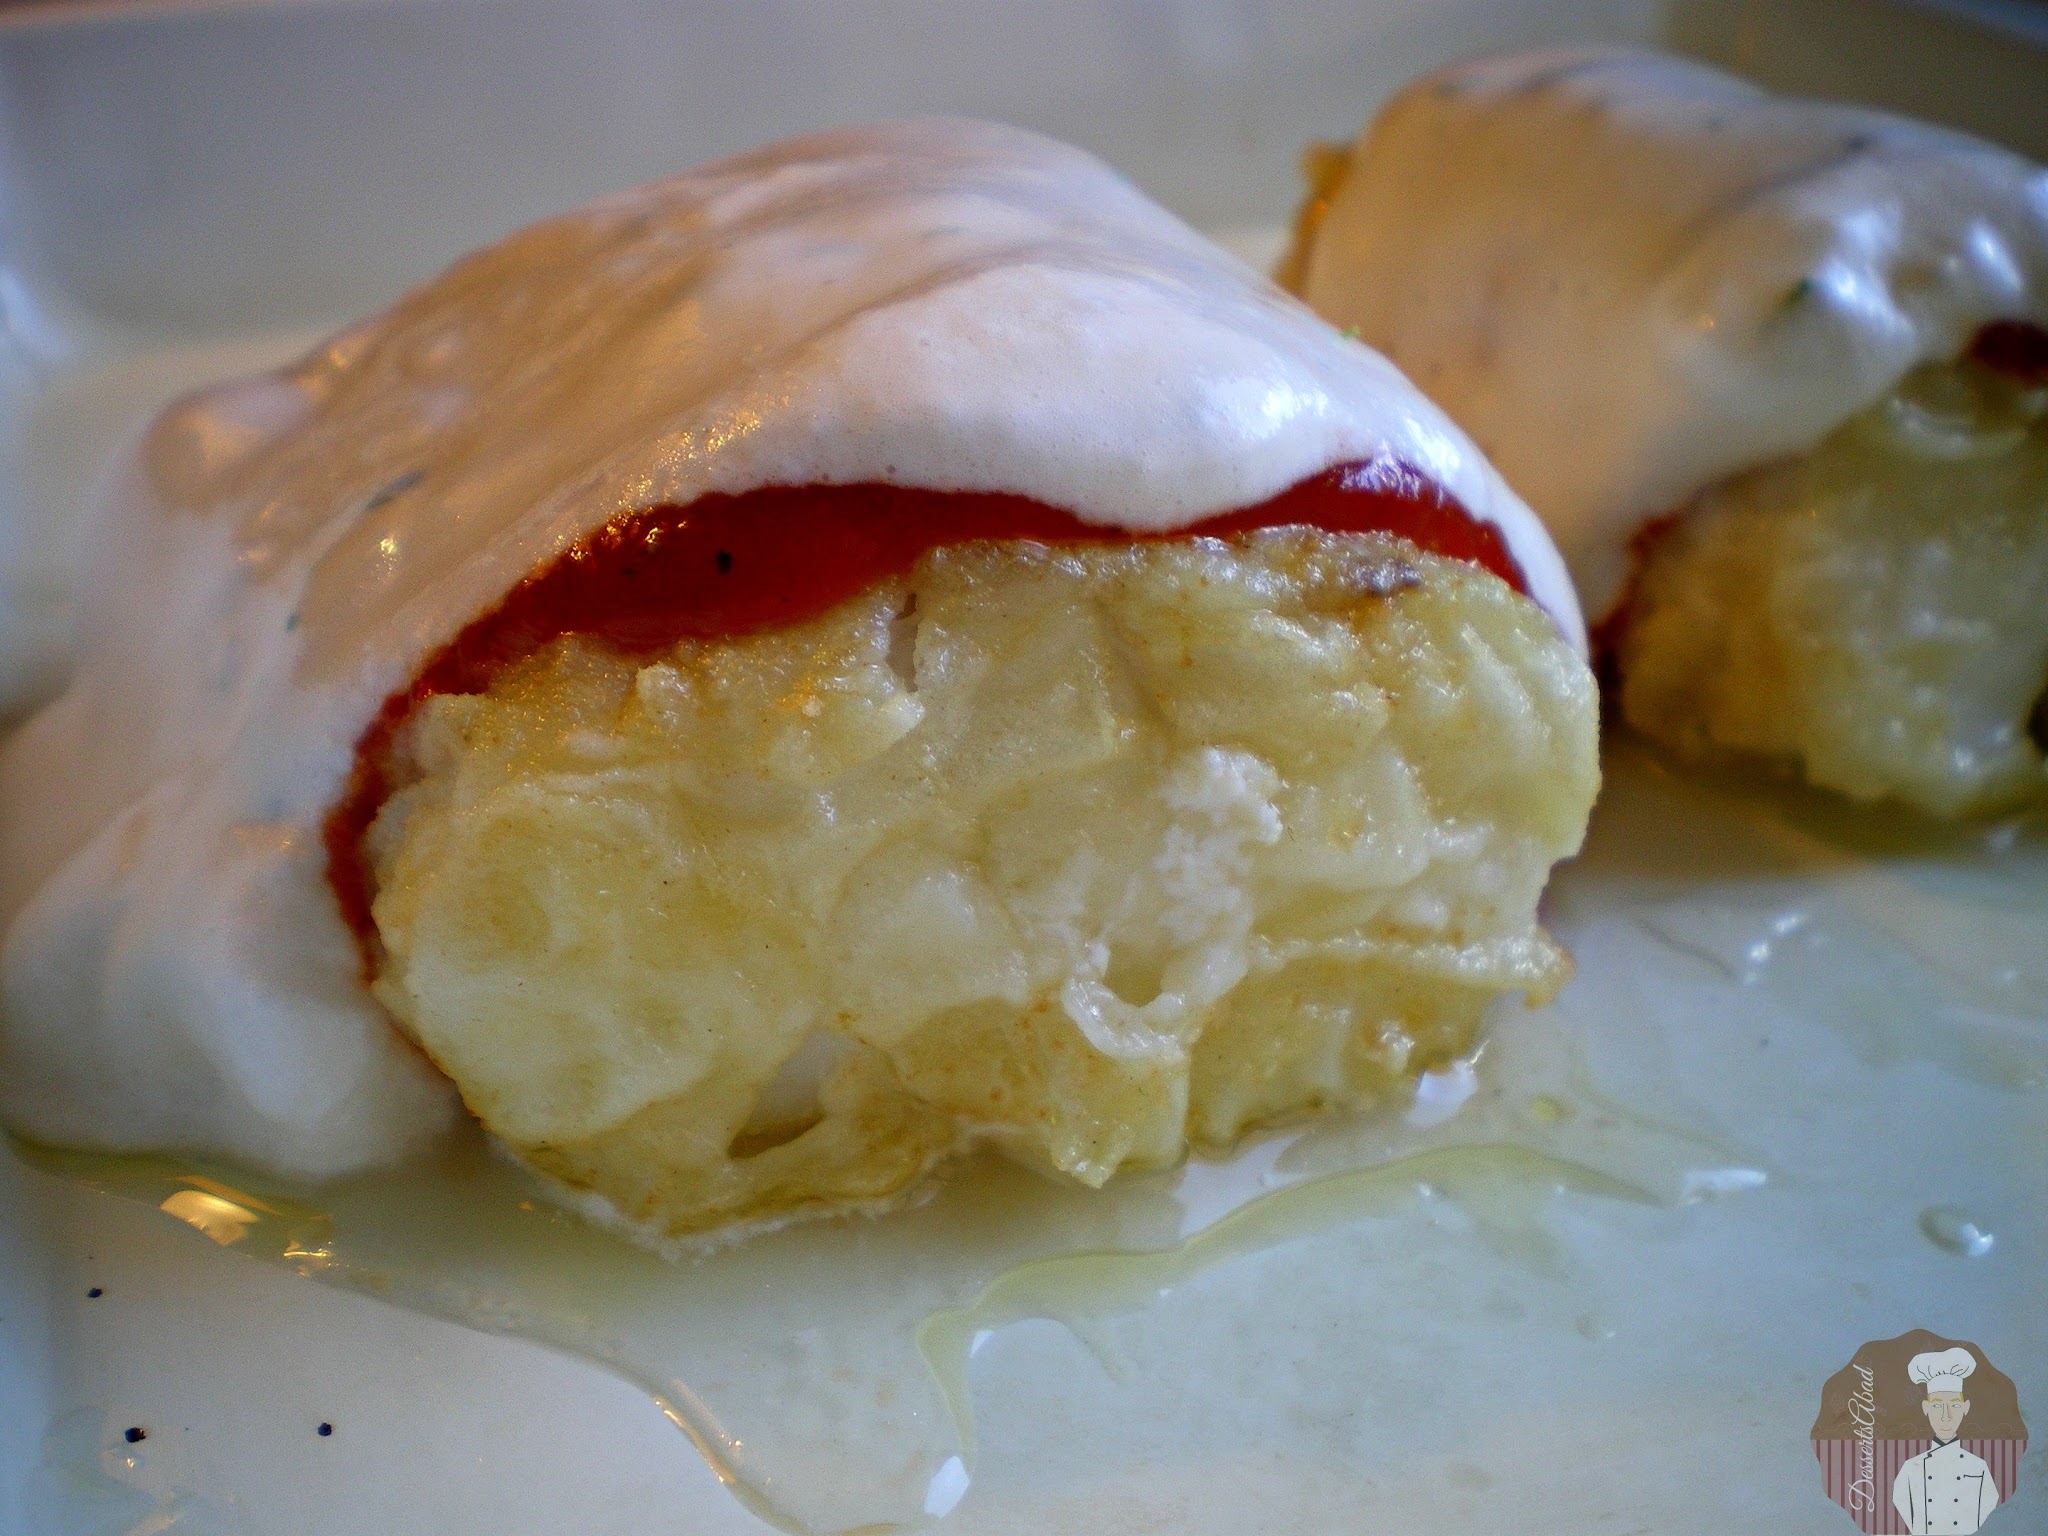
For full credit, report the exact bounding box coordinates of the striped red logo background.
[1813,1438,2026,1532]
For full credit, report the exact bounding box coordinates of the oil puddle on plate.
[15,1106,1684,1533]
[13,739,2047,1534]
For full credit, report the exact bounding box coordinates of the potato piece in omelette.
[1614,345,2048,814]
[0,120,1594,1243]
[363,525,1593,1238]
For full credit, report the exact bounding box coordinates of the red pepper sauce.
[1968,319,2048,384]
[1587,511,1680,688]
[323,455,1526,967]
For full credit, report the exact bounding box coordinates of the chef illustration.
[1894,1348,2000,1533]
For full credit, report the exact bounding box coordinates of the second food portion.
[1285,48,2048,816]
[0,120,1597,1242]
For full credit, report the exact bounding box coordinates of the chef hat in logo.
[1908,1347,1978,1397]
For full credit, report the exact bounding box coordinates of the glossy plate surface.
[2,3,2043,1532]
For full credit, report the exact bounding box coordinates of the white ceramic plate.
[2,3,2044,1532]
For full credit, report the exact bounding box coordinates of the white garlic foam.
[0,119,1577,1180]
[1293,48,2048,618]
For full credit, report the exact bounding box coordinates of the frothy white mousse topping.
[0,118,1575,1180]
[1293,48,2048,617]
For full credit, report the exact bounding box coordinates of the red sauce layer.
[1587,512,1680,683]
[323,456,1526,963]
[1969,319,2048,384]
